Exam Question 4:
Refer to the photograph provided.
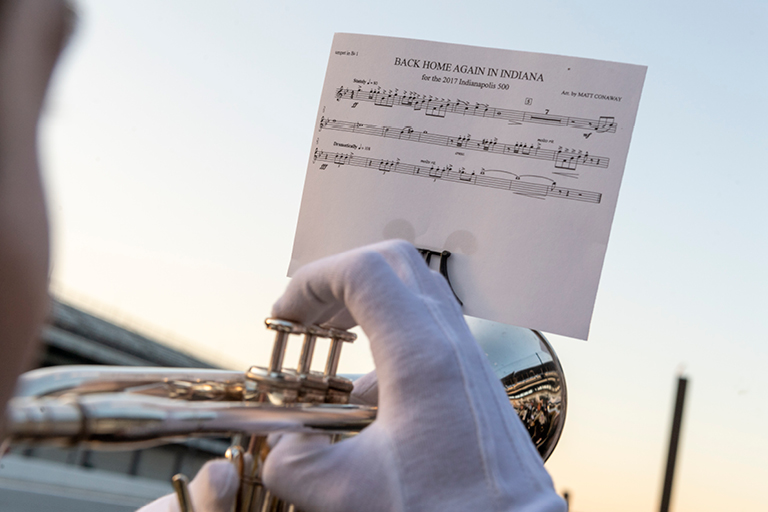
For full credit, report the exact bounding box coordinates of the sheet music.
[289,34,646,340]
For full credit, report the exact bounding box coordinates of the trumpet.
[6,316,566,512]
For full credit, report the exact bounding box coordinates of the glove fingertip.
[202,459,240,495]
[189,459,239,510]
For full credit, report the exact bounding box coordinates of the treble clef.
[336,86,344,100]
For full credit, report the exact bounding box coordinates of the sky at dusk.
[40,2,768,511]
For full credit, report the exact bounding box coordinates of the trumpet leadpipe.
[7,393,376,449]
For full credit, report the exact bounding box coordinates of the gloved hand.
[136,459,239,512]
[264,240,565,512]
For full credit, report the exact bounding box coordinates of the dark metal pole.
[660,376,688,512]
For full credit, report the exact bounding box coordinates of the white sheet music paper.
[289,34,646,340]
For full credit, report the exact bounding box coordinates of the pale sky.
[40,1,768,511]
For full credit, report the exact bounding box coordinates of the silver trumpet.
[5,317,567,512]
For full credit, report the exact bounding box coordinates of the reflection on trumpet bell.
[464,316,567,460]
[505,367,564,458]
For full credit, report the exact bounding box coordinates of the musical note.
[458,168,475,183]
[312,149,602,204]
[319,118,610,170]
[333,152,351,166]
[596,116,616,133]
[334,86,619,133]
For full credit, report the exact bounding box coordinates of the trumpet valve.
[264,319,306,373]
[297,327,322,375]
[325,375,354,404]
[284,369,329,403]
[260,319,357,405]
[324,327,356,378]
[244,366,300,405]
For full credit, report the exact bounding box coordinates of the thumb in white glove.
[136,459,239,512]
[264,240,565,512]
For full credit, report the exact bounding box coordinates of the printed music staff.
[319,117,609,170]
[335,86,618,133]
[312,149,602,204]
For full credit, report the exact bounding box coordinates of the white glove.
[264,240,565,512]
[136,459,239,512]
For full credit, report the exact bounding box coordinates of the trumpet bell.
[466,317,567,461]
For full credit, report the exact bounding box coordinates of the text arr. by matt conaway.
[562,90,623,102]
